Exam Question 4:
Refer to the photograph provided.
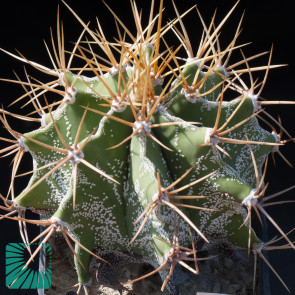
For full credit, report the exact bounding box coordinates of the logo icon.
[5,243,52,289]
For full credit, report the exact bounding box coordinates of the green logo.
[5,243,52,289]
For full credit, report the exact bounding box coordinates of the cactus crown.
[1,0,295,294]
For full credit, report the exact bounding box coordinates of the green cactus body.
[1,1,293,294]
[13,57,265,288]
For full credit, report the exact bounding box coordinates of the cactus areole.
[1,1,294,294]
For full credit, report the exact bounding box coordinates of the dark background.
[0,0,294,294]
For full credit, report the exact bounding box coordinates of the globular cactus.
[1,1,295,294]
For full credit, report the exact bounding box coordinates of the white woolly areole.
[40,114,47,127]
[82,278,92,287]
[12,200,26,211]
[181,87,200,103]
[18,137,29,152]
[271,132,280,153]
[186,57,204,70]
[249,93,261,113]
[163,252,170,262]
[68,148,84,164]
[252,242,264,254]
[163,248,182,263]
[217,65,229,78]
[51,217,69,230]
[109,64,127,77]
[204,128,219,145]
[133,120,151,136]
[152,76,164,87]
[242,189,258,207]
[126,63,133,72]
[63,87,77,104]
[111,99,127,113]
[58,77,64,87]
[152,191,170,204]
[146,43,154,50]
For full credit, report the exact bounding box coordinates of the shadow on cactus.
[1,0,295,294]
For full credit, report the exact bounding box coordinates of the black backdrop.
[0,0,294,294]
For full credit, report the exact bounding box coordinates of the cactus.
[1,0,295,294]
